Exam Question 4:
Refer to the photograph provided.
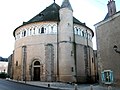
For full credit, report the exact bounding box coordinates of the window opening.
[23,31,26,37]
[34,61,40,65]
[41,27,44,33]
[16,61,18,66]
[30,29,32,35]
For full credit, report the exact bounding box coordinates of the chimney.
[107,0,116,17]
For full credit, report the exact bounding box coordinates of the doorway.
[33,61,40,81]
[34,67,40,81]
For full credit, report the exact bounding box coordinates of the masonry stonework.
[95,0,120,85]
[11,0,96,83]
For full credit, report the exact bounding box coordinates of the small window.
[33,28,35,34]
[78,28,81,35]
[38,28,41,33]
[101,70,113,84]
[51,26,53,31]
[92,58,94,63]
[71,67,74,72]
[23,31,26,37]
[74,27,77,34]
[76,28,78,35]
[41,27,44,33]
[16,61,18,66]
[82,31,84,37]
[30,29,32,35]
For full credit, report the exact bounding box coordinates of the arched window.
[74,27,77,34]
[78,28,81,36]
[53,25,57,34]
[41,27,44,33]
[27,29,28,36]
[23,31,26,37]
[34,61,40,65]
[30,29,32,35]
[82,31,84,37]
[51,26,53,33]
[33,28,35,34]
[38,28,40,34]
[16,61,18,66]
[76,28,78,35]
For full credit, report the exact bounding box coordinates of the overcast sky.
[0,0,120,58]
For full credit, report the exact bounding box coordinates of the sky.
[0,0,120,58]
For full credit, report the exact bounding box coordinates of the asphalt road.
[0,79,59,90]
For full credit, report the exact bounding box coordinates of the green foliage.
[0,72,7,78]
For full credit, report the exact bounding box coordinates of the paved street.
[0,79,59,90]
[22,81,120,90]
[1,79,120,90]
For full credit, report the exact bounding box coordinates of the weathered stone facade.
[11,0,96,83]
[95,0,120,85]
[8,54,14,79]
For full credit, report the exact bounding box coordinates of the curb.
[6,79,63,90]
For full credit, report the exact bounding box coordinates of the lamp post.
[113,45,120,54]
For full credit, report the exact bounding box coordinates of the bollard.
[74,84,78,90]
[108,86,112,90]
[48,84,50,87]
[90,85,93,90]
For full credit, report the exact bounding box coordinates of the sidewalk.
[7,79,120,90]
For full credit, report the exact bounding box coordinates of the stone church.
[11,0,96,83]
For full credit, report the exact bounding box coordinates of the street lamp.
[113,45,120,54]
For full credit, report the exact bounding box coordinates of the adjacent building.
[8,54,14,79]
[95,0,120,85]
[0,57,8,73]
[11,0,96,83]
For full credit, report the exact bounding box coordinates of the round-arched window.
[41,27,44,33]
[34,61,40,65]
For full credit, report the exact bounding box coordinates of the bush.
[0,72,7,78]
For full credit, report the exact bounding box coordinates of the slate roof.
[104,10,120,20]
[24,2,83,25]
[13,2,94,37]
[104,13,109,20]
[25,3,60,24]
